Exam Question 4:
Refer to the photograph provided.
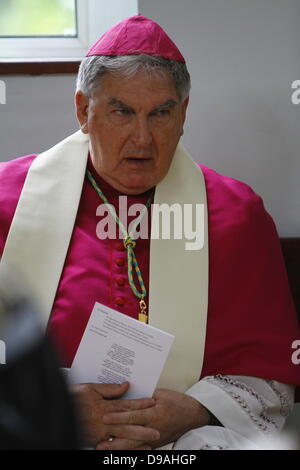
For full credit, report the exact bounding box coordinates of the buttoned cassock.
[0,136,299,396]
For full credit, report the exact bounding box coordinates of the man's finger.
[90,381,130,398]
[72,382,130,402]
[105,397,155,414]
[105,424,160,442]
[96,438,146,450]
[103,409,150,426]
[134,445,153,450]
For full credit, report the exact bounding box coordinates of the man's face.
[76,70,189,194]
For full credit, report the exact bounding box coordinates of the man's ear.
[181,96,189,124]
[180,96,189,136]
[75,91,89,134]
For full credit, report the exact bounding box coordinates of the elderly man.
[0,15,299,450]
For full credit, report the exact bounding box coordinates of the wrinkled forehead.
[90,68,179,102]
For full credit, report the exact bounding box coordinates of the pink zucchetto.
[86,14,185,63]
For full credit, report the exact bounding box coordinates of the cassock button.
[115,241,125,251]
[115,296,125,306]
[116,277,126,286]
[115,258,126,267]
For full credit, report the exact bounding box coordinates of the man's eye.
[114,109,132,116]
[153,109,170,117]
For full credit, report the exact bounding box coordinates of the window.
[0,0,77,38]
[0,0,138,62]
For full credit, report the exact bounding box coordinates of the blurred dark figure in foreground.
[0,270,81,449]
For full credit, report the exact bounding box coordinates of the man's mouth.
[123,157,153,166]
[124,157,152,161]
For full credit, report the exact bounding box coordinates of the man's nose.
[131,117,152,147]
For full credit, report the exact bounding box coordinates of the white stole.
[0,130,209,393]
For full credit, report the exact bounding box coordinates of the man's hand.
[97,388,210,450]
[72,381,160,448]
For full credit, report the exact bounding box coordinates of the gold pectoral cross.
[138,299,148,323]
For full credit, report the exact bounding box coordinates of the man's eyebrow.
[107,97,178,113]
[151,99,178,112]
[107,98,134,112]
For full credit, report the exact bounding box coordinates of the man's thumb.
[94,381,129,399]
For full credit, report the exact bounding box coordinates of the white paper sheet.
[70,302,174,399]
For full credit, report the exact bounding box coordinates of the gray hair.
[76,54,191,102]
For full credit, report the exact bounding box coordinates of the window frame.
[0,0,138,71]
[0,0,88,60]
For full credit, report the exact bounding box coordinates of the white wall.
[0,75,78,159]
[0,0,299,235]
[140,0,300,236]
